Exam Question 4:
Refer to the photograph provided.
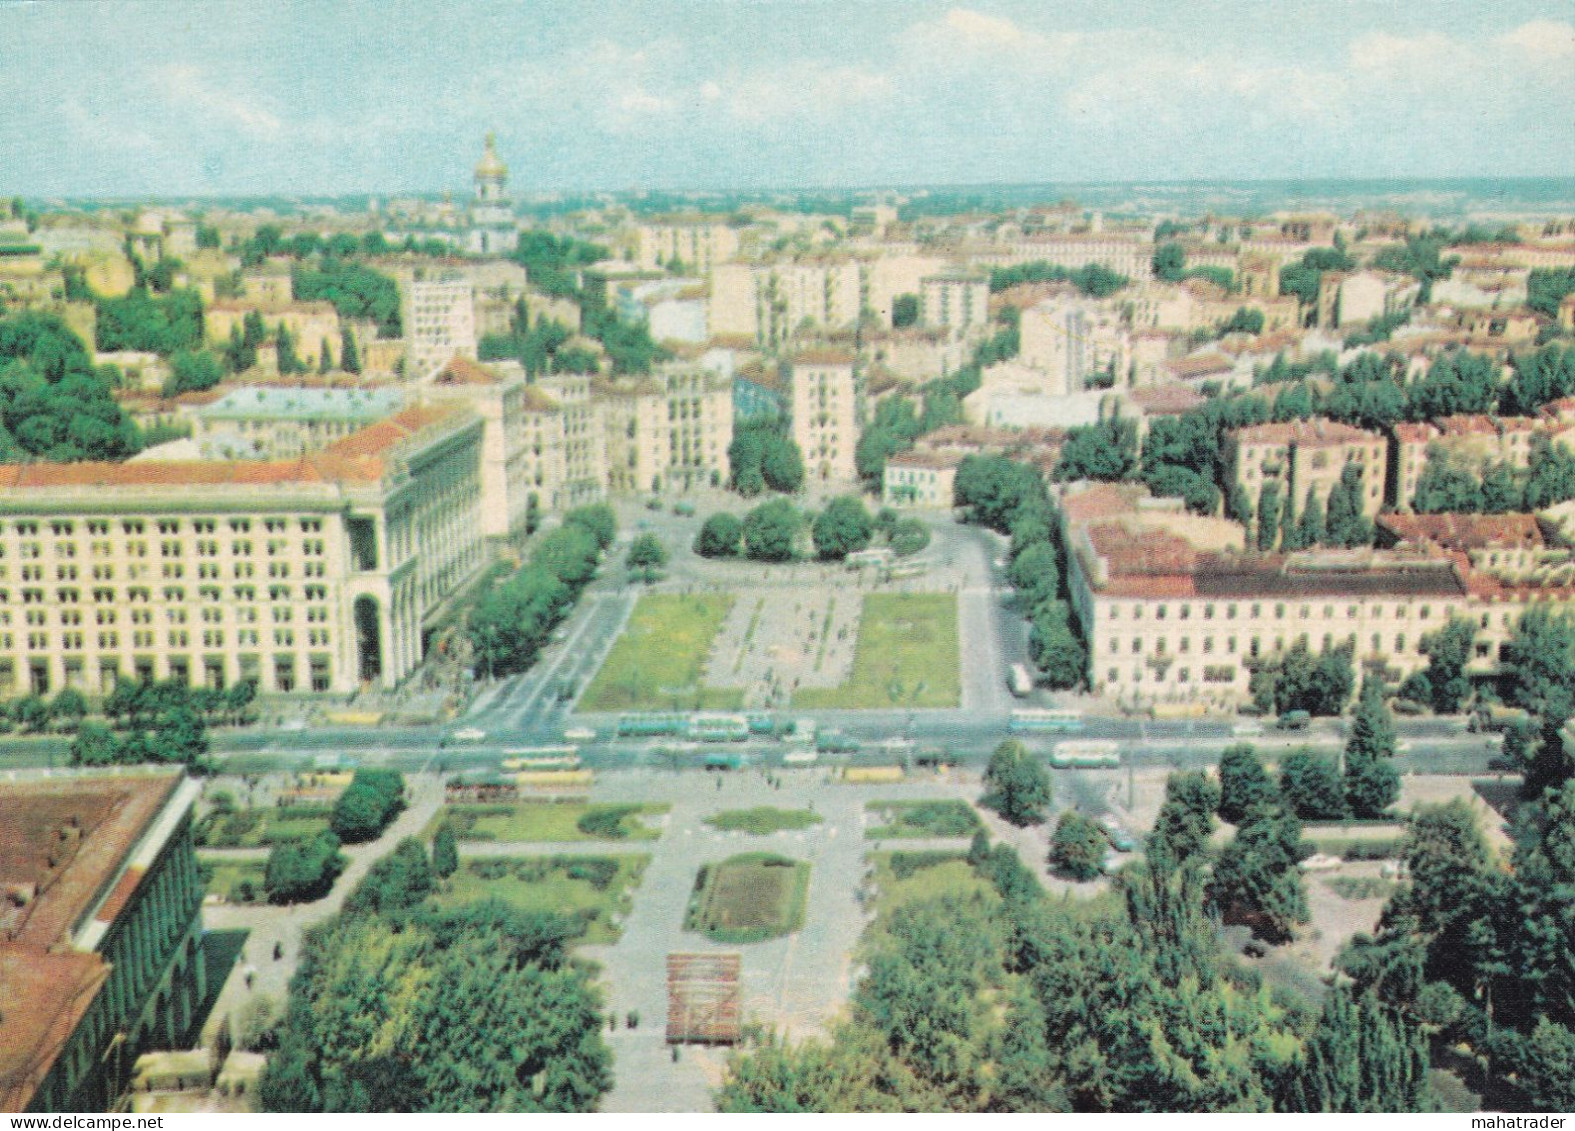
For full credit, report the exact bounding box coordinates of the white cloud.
[1497,18,1575,62]
[148,63,282,140]
[717,61,892,125]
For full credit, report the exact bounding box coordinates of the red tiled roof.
[1377,512,1544,552]
[432,355,500,385]
[1231,417,1382,447]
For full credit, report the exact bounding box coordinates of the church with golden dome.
[467,132,517,255]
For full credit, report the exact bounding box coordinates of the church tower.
[469,133,517,255]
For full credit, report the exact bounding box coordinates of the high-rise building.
[404,277,477,382]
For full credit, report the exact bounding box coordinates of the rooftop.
[0,774,181,948]
[0,403,471,493]
[1377,512,1545,552]
[199,385,405,423]
[1231,417,1382,447]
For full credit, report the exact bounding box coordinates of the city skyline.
[2,0,1573,198]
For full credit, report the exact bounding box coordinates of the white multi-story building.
[404,277,477,381]
[0,405,485,697]
[920,273,990,332]
[789,349,860,483]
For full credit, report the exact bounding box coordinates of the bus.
[617,712,688,738]
[1008,663,1034,697]
[1009,708,1086,734]
[686,713,750,742]
[845,548,893,571]
[502,747,582,771]
[1050,740,1121,768]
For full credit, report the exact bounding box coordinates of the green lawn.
[195,806,333,848]
[705,807,823,835]
[866,799,982,839]
[197,857,268,905]
[685,852,809,943]
[794,593,959,709]
[869,851,989,921]
[437,854,649,945]
[578,593,744,712]
[430,799,668,842]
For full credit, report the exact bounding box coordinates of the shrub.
[575,805,641,840]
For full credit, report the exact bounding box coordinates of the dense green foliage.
[260,840,610,1112]
[65,677,237,770]
[1249,640,1355,717]
[264,831,345,904]
[729,418,804,495]
[1055,416,1139,482]
[625,533,667,581]
[329,769,406,843]
[981,739,1051,827]
[467,507,615,676]
[292,261,402,337]
[96,287,204,355]
[742,498,801,562]
[989,260,1130,298]
[718,791,1372,1112]
[1278,750,1348,821]
[1217,743,1278,825]
[1049,810,1107,880]
[812,495,874,561]
[1344,678,1401,818]
[1209,804,1309,942]
[0,312,140,460]
[694,512,744,558]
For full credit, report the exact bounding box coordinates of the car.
[563,726,596,742]
[452,727,487,742]
[1298,853,1342,872]
[1099,816,1137,852]
[1231,720,1264,737]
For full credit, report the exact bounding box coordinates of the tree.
[1153,242,1186,282]
[1007,542,1059,608]
[1413,450,1484,514]
[1208,805,1309,942]
[165,349,223,396]
[1028,602,1085,690]
[1516,1019,1575,1113]
[1279,750,1347,820]
[330,769,405,843]
[981,740,1052,827]
[1217,743,1277,825]
[1501,605,1575,727]
[1296,485,1325,547]
[1257,481,1282,550]
[892,293,919,328]
[954,455,1043,531]
[49,687,88,732]
[432,823,459,881]
[1324,463,1372,548]
[1050,810,1107,881]
[1279,989,1428,1112]
[342,836,433,917]
[276,325,303,375]
[761,433,805,493]
[694,513,743,558]
[625,533,667,580]
[563,504,617,551]
[888,518,929,557]
[1345,678,1400,818]
[68,722,122,766]
[264,831,345,904]
[340,326,361,373]
[1054,417,1139,482]
[1149,771,1220,865]
[743,498,800,562]
[811,495,874,561]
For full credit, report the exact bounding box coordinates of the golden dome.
[474,132,508,180]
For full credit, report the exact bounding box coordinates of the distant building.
[403,278,477,381]
[883,449,963,509]
[0,772,204,1113]
[919,273,989,332]
[467,133,518,256]
[192,385,406,460]
[1229,417,1387,522]
[1018,294,1130,395]
[788,349,860,483]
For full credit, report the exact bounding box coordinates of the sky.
[1,0,1572,197]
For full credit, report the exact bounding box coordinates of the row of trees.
[260,836,611,1111]
[990,259,1130,298]
[467,505,617,677]
[65,676,257,771]
[954,454,1085,688]
[0,311,142,461]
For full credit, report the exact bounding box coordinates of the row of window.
[0,517,323,537]
[0,584,329,605]
[1106,600,1456,623]
[12,628,333,651]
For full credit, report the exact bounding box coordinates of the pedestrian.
[273,941,283,961]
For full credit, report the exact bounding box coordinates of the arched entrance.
[354,596,383,685]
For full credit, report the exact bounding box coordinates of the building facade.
[1,772,205,1113]
[788,350,860,483]
[403,278,477,382]
[1229,417,1387,523]
[0,405,484,697]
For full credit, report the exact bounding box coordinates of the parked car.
[452,727,487,742]
[1099,815,1137,852]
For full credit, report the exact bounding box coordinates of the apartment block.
[1229,417,1386,520]
[788,350,859,483]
